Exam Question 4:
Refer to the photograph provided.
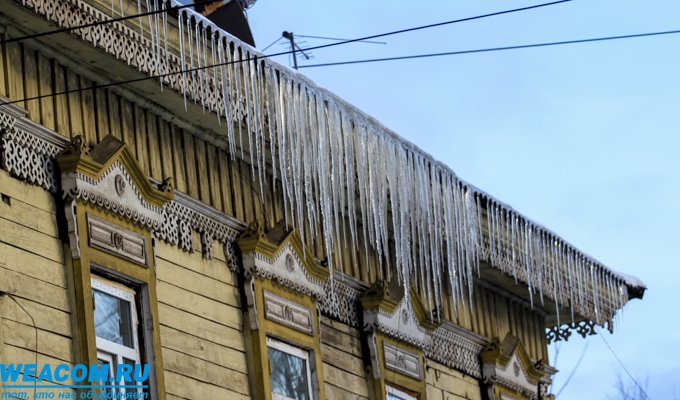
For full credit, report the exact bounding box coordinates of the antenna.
[282,31,311,70]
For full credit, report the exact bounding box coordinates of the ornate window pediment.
[56,135,173,400]
[361,284,437,399]
[481,334,548,400]
[238,222,328,400]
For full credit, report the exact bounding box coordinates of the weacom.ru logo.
[0,364,149,399]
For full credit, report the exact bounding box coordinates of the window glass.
[386,385,417,400]
[94,289,133,347]
[267,339,311,400]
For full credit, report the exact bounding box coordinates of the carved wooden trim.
[87,214,147,266]
[263,290,313,335]
[383,343,421,380]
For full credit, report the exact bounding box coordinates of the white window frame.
[266,337,314,400]
[386,385,418,400]
[92,277,142,394]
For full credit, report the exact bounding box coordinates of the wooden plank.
[156,281,241,330]
[0,217,63,264]
[6,42,25,108]
[0,169,56,213]
[66,70,83,138]
[0,35,7,97]
[159,325,247,372]
[239,159,254,223]
[156,257,240,307]
[94,87,109,142]
[1,296,71,337]
[0,267,70,312]
[157,303,243,351]
[320,322,362,358]
[155,241,233,283]
[146,113,162,180]
[107,91,122,139]
[325,382,369,400]
[53,64,70,137]
[3,319,73,362]
[22,47,40,122]
[0,242,66,288]
[80,79,96,138]
[121,99,135,148]
[3,345,74,385]
[162,348,249,394]
[158,119,174,181]
[170,126,186,193]
[320,342,364,377]
[207,144,222,210]
[133,103,149,174]
[164,371,249,400]
[182,132,199,198]
[229,158,245,221]
[217,150,233,215]
[0,193,59,237]
[322,363,369,398]
[194,138,210,203]
[37,53,55,130]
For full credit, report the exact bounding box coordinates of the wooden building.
[0,1,645,399]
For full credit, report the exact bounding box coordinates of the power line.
[0,0,573,106]
[599,329,652,400]
[299,27,680,68]
[0,0,219,45]
[295,34,386,45]
[555,341,590,398]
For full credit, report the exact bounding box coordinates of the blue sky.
[247,1,680,398]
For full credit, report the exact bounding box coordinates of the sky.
[245,1,680,399]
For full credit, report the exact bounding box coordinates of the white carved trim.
[383,342,422,380]
[318,273,365,328]
[483,352,540,400]
[62,162,165,231]
[87,214,147,266]
[264,291,313,335]
[241,242,326,298]
[364,298,432,350]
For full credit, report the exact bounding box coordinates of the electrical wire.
[294,34,386,45]
[554,341,589,398]
[299,27,680,68]
[599,329,652,400]
[0,0,219,45]
[0,0,574,106]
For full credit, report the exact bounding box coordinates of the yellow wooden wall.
[0,170,75,394]
[155,238,250,400]
[426,360,483,400]
[320,316,371,399]
[0,26,548,364]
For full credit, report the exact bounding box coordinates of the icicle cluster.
[115,0,640,327]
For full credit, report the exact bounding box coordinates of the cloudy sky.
[245,1,680,398]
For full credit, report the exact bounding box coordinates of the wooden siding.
[155,239,250,399]
[426,360,483,400]
[320,317,370,400]
[0,170,76,393]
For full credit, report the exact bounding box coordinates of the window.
[386,385,418,400]
[267,337,313,400]
[92,277,142,396]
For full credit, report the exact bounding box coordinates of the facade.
[0,1,644,400]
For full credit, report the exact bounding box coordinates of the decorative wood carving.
[87,214,147,266]
[264,291,313,335]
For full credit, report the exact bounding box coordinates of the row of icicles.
[96,0,632,328]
